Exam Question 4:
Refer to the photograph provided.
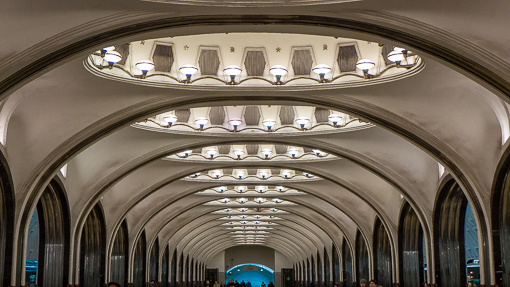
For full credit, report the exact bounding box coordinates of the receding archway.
[79,203,106,287]
[332,244,340,286]
[373,218,392,287]
[341,238,352,287]
[162,245,170,287]
[133,230,147,287]
[226,263,275,287]
[398,202,424,287]
[111,220,128,286]
[150,237,160,284]
[355,231,369,285]
[0,153,13,287]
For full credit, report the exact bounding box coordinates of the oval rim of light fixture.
[179,64,200,75]
[104,51,122,63]
[195,117,209,125]
[269,65,289,76]
[229,118,243,126]
[135,60,156,71]
[163,115,178,123]
[356,59,376,71]
[387,51,406,63]
[311,64,332,75]
[223,65,243,76]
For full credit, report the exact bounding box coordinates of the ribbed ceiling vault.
[1,5,509,286]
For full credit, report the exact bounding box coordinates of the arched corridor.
[0,1,509,286]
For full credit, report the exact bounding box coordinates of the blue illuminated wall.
[226,264,274,287]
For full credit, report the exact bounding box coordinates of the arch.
[180,252,184,286]
[110,220,128,286]
[341,238,352,287]
[172,249,178,287]
[133,230,147,287]
[332,244,340,286]
[323,247,330,287]
[150,237,160,283]
[317,251,322,287]
[162,244,170,287]
[307,259,311,286]
[185,255,189,287]
[355,230,368,285]
[433,178,469,287]
[311,255,316,286]
[79,203,106,287]
[0,151,13,287]
[373,217,392,287]
[398,202,425,286]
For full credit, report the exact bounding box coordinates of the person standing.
[368,280,377,287]
[246,280,251,287]
[261,282,266,287]
[268,281,274,287]
[240,280,246,287]
[359,279,367,287]
[214,280,220,287]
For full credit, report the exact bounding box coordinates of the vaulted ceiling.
[1,0,510,285]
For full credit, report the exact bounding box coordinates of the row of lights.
[99,46,412,82]
[219,198,284,204]
[181,147,326,159]
[163,113,344,131]
[215,186,287,193]
[204,170,311,179]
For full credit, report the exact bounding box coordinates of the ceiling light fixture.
[393,47,409,58]
[328,114,343,127]
[312,149,325,157]
[295,117,310,130]
[262,119,276,131]
[224,65,242,85]
[261,149,273,159]
[312,64,332,83]
[206,148,218,159]
[163,115,178,127]
[288,148,299,158]
[103,51,122,69]
[254,198,266,204]
[233,149,245,160]
[281,170,292,179]
[356,59,376,79]
[195,117,209,131]
[387,51,412,68]
[256,186,267,193]
[269,65,288,85]
[258,170,270,179]
[213,170,223,178]
[218,186,227,192]
[276,186,286,192]
[236,171,245,180]
[179,64,199,83]
[229,119,243,132]
[135,60,155,78]
[236,186,247,193]
[99,46,115,57]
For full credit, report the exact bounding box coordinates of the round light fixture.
[235,186,247,193]
[288,148,299,158]
[236,170,246,179]
[256,186,267,193]
[312,64,332,82]
[387,51,406,64]
[163,115,178,126]
[328,114,343,126]
[356,59,376,72]
[224,65,242,84]
[195,117,209,130]
[281,170,292,179]
[213,170,223,178]
[295,117,310,129]
[262,119,276,131]
[104,51,122,68]
[261,149,273,159]
[258,170,270,179]
[275,186,286,192]
[269,65,288,84]
[229,119,243,131]
[179,64,199,83]
[218,186,227,192]
[206,148,218,158]
[135,60,155,78]
[99,46,115,57]
[233,149,245,159]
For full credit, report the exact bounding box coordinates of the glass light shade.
[312,64,332,75]
[179,64,199,75]
[233,149,245,156]
[101,46,115,52]
[281,170,292,177]
[276,186,285,192]
[236,171,246,178]
[195,117,209,125]
[213,170,223,177]
[393,47,407,52]
[184,150,192,155]
[258,170,269,178]
[328,114,343,123]
[135,60,155,71]
[262,119,276,129]
[224,208,231,212]
[104,51,122,63]
[295,117,310,125]
[229,118,243,126]
[163,115,178,124]
[272,198,283,203]
[206,149,218,156]
[303,172,313,177]
[223,65,242,76]
[237,198,247,204]
[218,186,227,192]
[387,51,405,62]
[261,149,273,157]
[256,186,267,192]
[219,198,230,203]
[288,148,299,156]
[270,208,278,212]
[255,198,266,203]
[269,65,288,76]
[236,186,247,192]
[356,59,376,71]
[239,208,248,212]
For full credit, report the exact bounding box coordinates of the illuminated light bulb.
[99,46,115,57]
[195,117,209,130]
[236,186,247,193]
[237,198,247,204]
[229,119,243,131]
[261,149,273,159]
[295,117,310,130]
[218,186,227,192]
[269,65,288,84]
[387,51,406,67]
[135,60,155,78]
[206,148,218,159]
[303,172,313,178]
[328,114,343,127]
[163,115,178,126]
[233,149,245,160]
[223,65,242,84]
[393,47,409,58]
[262,119,276,131]
[281,170,292,179]
[288,148,299,158]
[254,198,265,204]
[179,64,199,83]
[213,170,223,178]
[276,186,285,192]
[356,59,376,72]
[312,64,332,83]
[236,170,245,179]
[219,198,230,203]
[272,198,283,203]
[312,149,324,157]
[258,170,269,179]
[256,186,267,193]
[104,51,122,69]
